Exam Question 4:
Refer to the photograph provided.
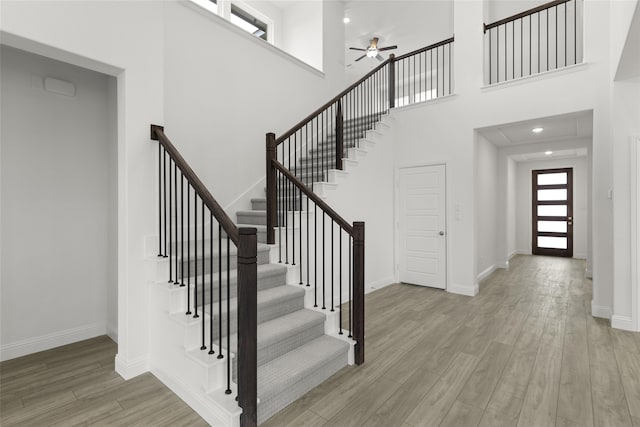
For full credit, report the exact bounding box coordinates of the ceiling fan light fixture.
[532,127,544,133]
[343,17,350,23]
[366,49,378,58]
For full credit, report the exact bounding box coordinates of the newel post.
[237,227,258,427]
[266,133,277,244]
[352,221,365,365]
[335,100,344,171]
[388,54,396,109]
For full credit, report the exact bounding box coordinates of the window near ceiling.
[230,4,268,41]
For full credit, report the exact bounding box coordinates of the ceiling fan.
[349,37,398,62]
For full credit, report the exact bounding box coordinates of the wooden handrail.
[394,37,455,61]
[272,159,353,235]
[276,59,392,145]
[484,0,572,32]
[151,125,240,245]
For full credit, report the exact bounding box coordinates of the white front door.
[399,165,446,289]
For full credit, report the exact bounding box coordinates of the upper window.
[230,4,268,41]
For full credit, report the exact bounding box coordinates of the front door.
[532,168,573,257]
[399,165,446,289]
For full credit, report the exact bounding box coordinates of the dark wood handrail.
[151,124,240,245]
[272,159,353,234]
[394,37,455,61]
[276,59,392,145]
[484,0,571,32]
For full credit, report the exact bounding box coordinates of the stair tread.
[183,262,286,285]
[229,308,325,355]
[257,335,349,398]
[179,242,271,259]
[203,285,305,317]
[236,210,266,216]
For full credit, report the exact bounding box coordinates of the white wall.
[0,46,117,360]
[514,156,589,258]
[280,1,323,70]
[475,134,498,279]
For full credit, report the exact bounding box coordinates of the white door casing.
[398,165,446,289]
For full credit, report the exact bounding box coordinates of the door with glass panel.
[532,168,573,257]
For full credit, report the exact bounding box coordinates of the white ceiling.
[476,111,593,147]
[343,1,453,76]
[511,147,589,162]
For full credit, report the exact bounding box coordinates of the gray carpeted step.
[178,243,271,277]
[203,285,305,340]
[251,198,266,211]
[187,263,287,305]
[257,335,350,424]
[236,210,266,226]
[228,309,326,370]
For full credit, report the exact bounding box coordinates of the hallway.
[264,255,640,427]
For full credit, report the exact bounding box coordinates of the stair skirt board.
[152,112,389,425]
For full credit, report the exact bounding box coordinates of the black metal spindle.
[314,202,318,307]
[169,158,173,282]
[574,0,576,64]
[497,26,500,82]
[225,237,231,395]
[339,230,342,334]
[209,212,214,355]
[200,199,205,349]
[530,15,533,75]
[278,168,282,263]
[521,20,524,77]
[292,133,296,267]
[181,174,185,287]
[489,30,492,84]
[322,211,326,310]
[186,185,191,315]
[158,144,162,257]
[174,162,179,284]
[194,193,199,319]
[218,223,223,360]
[331,220,334,312]
[565,2,567,66]
[512,21,515,80]
[348,236,352,338]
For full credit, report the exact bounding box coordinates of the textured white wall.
[0,46,117,360]
[475,134,498,279]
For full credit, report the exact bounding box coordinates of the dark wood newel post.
[388,54,396,109]
[335,101,344,171]
[266,133,277,244]
[237,227,258,427]
[352,221,365,365]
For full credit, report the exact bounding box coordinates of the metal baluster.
[504,24,506,81]
[200,199,205,349]
[169,157,173,281]
[565,2,567,66]
[181,174,185,287]
[174,162,179,284]
[186,185,191,315]
[314,202,318,308]
[209,212,214,355]
[512,21,515,80]
[574,0,577,64]
[331,220,334,312]
[339,230,343,334]
[225,236,231,395]
[322,211,326,310]
[218,224,223,360]
[538,13,540,73]
[521,20,523,77]
[489,29,492,84]
[163,147,167,258]
[547,9,549,71]
[194,193,199,319]
[292,133,296,267]
[158,144,162,257]
[349,236,352,338]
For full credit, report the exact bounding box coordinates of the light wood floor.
[263,255,640,427]
[2,255,639,426]
[0,336,208,426]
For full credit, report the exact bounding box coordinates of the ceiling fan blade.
[378,45,398,52]
[376,54,385,62]
[349,47,367,51]
[371,37,379,48]
[355,54,367,62]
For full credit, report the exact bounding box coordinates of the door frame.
[394,162,448,291]
[531,167,574,257]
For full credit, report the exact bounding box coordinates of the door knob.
[439,231,445,236]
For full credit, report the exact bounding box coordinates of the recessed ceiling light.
[545,151,553,155]
[532,127,544,133]
[343,17,350,24]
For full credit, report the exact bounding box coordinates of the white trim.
[477,264,497,282]
[0,323,107,362]
[611,315,636,331]
[448,283,479,297]
[115,353,150,380]
[631,136,640,331]
[181,0,324,76]
[151,367,240,427]
[481,62,590,92]
[573,253,588,260]
[591,301,611,319]
[365,277,396,294]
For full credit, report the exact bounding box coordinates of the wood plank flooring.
[263,255,640,427]
[1,255,639,426]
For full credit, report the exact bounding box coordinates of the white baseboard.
[448,282,479,297]
[573,253,587,260]
[611,315,637,331]
[365,277,395,294]
[508,251,519,260]
[591,301,611,319]
[477,264,497,282]
[151,366,240,427]
[516,250,532,255]
[0,322,106,362]
[115,353,150,380]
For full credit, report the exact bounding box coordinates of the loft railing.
[151,125,258,427]
[484,0,582,84]
[265,37,454,365]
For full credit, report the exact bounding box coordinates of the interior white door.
[399,165,446,289]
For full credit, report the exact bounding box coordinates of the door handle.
[439,231,445,236]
